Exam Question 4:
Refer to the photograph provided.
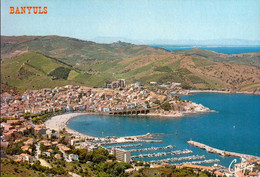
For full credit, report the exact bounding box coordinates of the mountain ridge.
[2,35,259,67]
[1,35,170,64]
[1,35,260,92]
[91,36,260,45]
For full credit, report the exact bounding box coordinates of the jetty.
[187,140,260,160]
[172,159,220,165]
[100,139,163,145]
[148,155,205,163]
[107,144,142,149]
[138,140,163,143]
[131,149,192,158]
[129,145,175,153]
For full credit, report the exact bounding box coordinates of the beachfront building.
[112,148,131,163]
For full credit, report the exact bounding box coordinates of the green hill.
[1,36,260,92]
[1,35,169,65]
[1,52,83,91]
[2,36,259,67]
[172,48,260,66]
[2,52,259,92]
[79,54,260,91]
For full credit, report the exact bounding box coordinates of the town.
[1,81,260,177]
[1,79,211,119]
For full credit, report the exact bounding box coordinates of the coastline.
[140,109,215,118]
[189,89,260,95]
[44,107,215,139]
[44,112,96,139]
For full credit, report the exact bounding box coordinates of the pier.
[107,144,142,149]
[131,149,193,158]
[129,145,175,153]
[137,140,163,143]
[148,155,205,163]
[187,140,260,160]
[172,159,220,165]
[100,139,163,145]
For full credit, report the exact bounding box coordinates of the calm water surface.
[68,93,260,166]
[150,45,260,54]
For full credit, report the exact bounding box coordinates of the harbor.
[107,143,142,149]
[67,93,260,167]
[148,155,206,163]
[100,137,226,166]
[131,149,193,158]
[99,139,163,145]
[172,159,221,165]
[129,145,175,153]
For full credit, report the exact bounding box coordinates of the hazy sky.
[1,0,260,41]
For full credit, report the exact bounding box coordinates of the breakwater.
[187,140,260,160]
[100,140,163,145]
[107,144,142,149]
[131,149,192,158]
[129,145,175,153]
[172,159,220,165]
[148,155,205,163]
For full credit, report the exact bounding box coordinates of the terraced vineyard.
[1,35,260,92]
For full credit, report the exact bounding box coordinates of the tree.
[92,153,107,164]
[161,102,171,111]
[144,163,150,167]
[153,100,161,105]
[181,83,192,90]
[108,154,116,161]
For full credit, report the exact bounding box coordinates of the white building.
[68,154,79,161]
[112,148,131,163]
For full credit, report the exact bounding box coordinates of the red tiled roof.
[182,164,215,171]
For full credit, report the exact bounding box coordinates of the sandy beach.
[44,113,95,139]
[44,113,155,140]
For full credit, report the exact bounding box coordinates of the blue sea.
[67,93,260,167]
[150,45,260,54]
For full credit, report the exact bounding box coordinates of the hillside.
[1,52,86,91]
[2,36,259,67]
[1,35,259,92]
[2,52,259,92]
[172,48,260,66]
[1,35,169,65]
[79,54,260,91]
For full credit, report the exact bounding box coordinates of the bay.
[67,93,260,167]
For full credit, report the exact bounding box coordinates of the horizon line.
[2,34,260,46]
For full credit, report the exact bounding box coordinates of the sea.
[67,93,260,167]
[149,45,260,54]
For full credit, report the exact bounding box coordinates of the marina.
[107,143,142,149]
[68,93,260,167]
[172,159,221,165]
[131,149,193,158]
[99,140,163,145]
[129,145,175,153]
[148,155,206,163]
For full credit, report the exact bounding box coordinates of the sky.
[1,0,260,43]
